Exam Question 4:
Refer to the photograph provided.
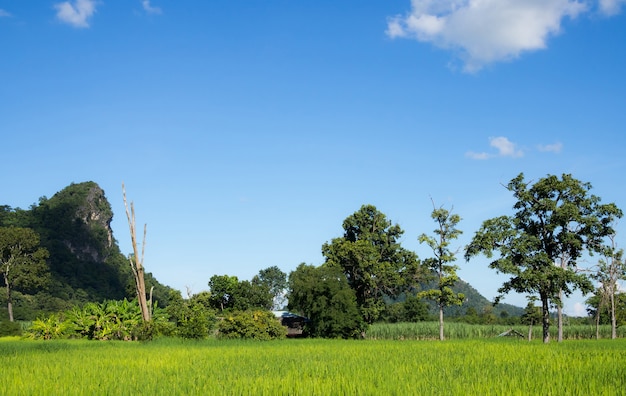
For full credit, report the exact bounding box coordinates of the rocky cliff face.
[76,184,114,249]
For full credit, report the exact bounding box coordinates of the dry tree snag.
[122,183,151,322]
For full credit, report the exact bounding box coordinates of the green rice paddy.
[2,337,624,395]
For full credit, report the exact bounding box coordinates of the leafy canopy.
[465,173,622,342]
[322,205,421,323]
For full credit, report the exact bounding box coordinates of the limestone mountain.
[0,182,173,320]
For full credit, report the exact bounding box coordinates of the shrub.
[218,310,286,340]
[0,320,22,337]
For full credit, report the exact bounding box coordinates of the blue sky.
[2,1,625,315]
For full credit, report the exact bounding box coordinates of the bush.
[218,310,286,340]
[0,320,22,337]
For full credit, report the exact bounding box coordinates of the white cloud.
[465,151,490,160]
[55,0,97,28]
[490,136,524,158]
[599,0,626,15]
[0,9,11,17]
[538,142,563,153]
[387,0,589,72]
[569,302,587,317]
[142,0,162,15]
[466,136,523,159]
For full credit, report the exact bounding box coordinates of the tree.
[288,263,365,338]
[322,205,421,324]
[0,227,49,321]
[253,266,287,310]
[122,184,151,322]
[208,275,239,312]
[417,203,464,340]
[208,275,273,312]
[403,294,431,322]
[232,280,273,311]
[465,173,622,343]
[521,297,542,341]
[590,233,625,339]
[165,290,216,339]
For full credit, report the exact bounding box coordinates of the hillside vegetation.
[0,182,173,320]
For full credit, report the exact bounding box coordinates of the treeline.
[2,173,625,342]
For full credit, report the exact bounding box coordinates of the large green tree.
[418,204,464,340]
[253,266,287,310]
[465,173,622,343]
[322,205,421,324]
[287,263,365,338]
[208,275,240,312]
[208,274,273,312]
[0,227,49,321]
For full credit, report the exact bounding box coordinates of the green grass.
[2,337,625,395]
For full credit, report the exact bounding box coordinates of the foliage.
[521,300,542,326]
[586,292,626,327]
[0,320,23,336]
[28,313,69,340]
[418,204,464,340]
[217,310,286,340]
[165,290,216,339]
[26,298,169,341]
[208,275,239,311]
[253,266,287,310]
[0,226,50,321]
[465,173,622,342]
[208,274,273,312]
[322,205,422,324]
[589,234,625,338]
[380,295,432,323]
[1,183,175,319]
[288,263,366,338]
[2,338,626,394]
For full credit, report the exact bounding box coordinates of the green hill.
[1,182,173,320]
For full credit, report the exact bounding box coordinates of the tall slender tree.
[591,233,625,339]
[122,184,151,322]
[465,173,622,343]
[418,202,464,341]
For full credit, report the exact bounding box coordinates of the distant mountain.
[444,279,524,317]
[0,182,173,320]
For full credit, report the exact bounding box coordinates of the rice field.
[2,336,625,395]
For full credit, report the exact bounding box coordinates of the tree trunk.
[541,294,550,343]
[439,305,444,341]
[123,184,151,322]
[557,291,563,342]
[6,281,13,322]
[595,304,601,340]
[557,306,563,342]
[528,320,533,342]
[610,291,616,339]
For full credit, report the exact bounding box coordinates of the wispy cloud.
[537,142,563,153]
[142,0,162,15]
[386,1,622,72]
[466,136,523,160]
[55,0,97,28]
[0,9,12,17]
[467,137,564,160]
[599,0,626,15]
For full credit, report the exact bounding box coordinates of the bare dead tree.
[122,183,151,322]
